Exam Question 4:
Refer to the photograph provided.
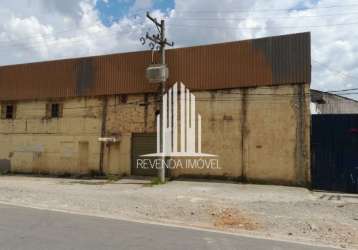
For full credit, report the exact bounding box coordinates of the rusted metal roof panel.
[0,32,310,101]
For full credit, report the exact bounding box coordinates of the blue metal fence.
[311,114,358,193]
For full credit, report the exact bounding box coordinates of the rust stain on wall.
[0,32,310,101]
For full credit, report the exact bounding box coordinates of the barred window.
[46,102,63,118]
[1,103,16,120]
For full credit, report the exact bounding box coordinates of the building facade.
[0,32,311,186]
[311,89,358,114]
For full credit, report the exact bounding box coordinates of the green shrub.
[150,177,166,185]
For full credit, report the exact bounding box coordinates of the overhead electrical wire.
[0,20,357,55]
[0,25,112,45]
[0,31,131,57]
[0,9,147,45]
[325,88,358,93]
[171,3,358,13]
[0,5,355,51]
[0,6,356,99]
[0,4,358,43]
[169,21,358,30]
[310,59,358,95]
[312,59,358,81]
[166,11,358,21]
[0,20,147,47]
[0,4,357,47]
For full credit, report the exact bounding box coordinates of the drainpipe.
[99,96,108,175]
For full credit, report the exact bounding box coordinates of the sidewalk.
[0,176,357,249]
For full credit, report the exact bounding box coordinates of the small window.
[6,105,14,119]
[1,103,16,120]
[51,103,60,118]
[46,102,63,118]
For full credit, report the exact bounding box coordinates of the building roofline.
[0,32,311,101]
[0,32,310,69]
[311,89,358,103]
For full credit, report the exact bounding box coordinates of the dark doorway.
[131,133,158,176]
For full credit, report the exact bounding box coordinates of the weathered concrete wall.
[243,84,310,185]
[103,94,157,175]
[104,83,311,186]
[0,98,102,174]
[0,83,310,186]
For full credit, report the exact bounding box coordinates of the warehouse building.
[311,89,358,114]
[0,32,311,186]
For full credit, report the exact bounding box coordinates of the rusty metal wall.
[0,32,310,101]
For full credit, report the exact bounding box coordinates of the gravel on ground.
[0,176,357,249]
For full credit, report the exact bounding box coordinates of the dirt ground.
[0,175,357,249]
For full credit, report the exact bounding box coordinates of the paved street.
[0,204,339,250]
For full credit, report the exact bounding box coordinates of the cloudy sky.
[0,0,357,97]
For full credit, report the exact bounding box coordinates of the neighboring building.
[0,32,311,186]
[311,89,358,114]
[310,89,358,193]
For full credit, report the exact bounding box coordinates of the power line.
[0,17,162,52]
[169,21,358,30]
[0,3,356,46]
[0,30,127,57]
[0,9,147,46]
[0,7,357,47]
[0,25,107,45]
[168,11,358,20]
[0,20,356,54]
[172,3,358,13]
[312,59,358,81]
[0,14,355,51]
[326,88,358,93]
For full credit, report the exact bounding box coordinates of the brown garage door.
[131,133,158,176]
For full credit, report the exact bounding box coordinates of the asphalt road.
[0,204,338,250]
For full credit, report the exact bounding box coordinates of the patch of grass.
[106,174,121,182]
[143,177,167,187]
[150,177,166,185]
[0,170,9,175]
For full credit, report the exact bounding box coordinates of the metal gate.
[131,133,158,176]
[311,115,358,193]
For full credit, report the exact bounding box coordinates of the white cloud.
[0,0,357,98]
[166,0,358,96]
[0,0,145,65]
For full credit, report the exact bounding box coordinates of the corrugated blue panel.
[312,114,358,193]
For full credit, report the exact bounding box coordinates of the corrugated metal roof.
[0,32,310,101]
